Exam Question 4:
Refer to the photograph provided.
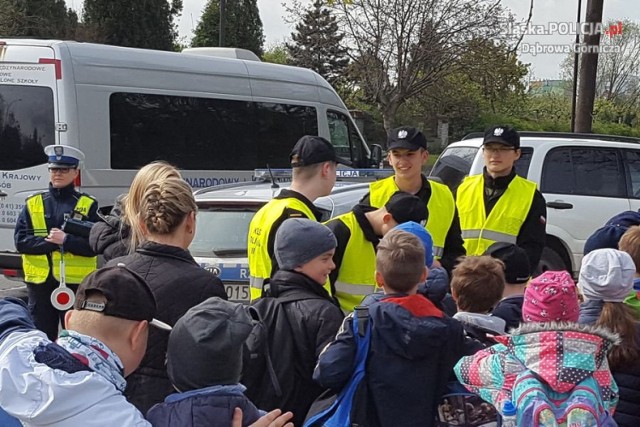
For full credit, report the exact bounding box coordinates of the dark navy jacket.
[612,326,640,427]
[14,183,99,282]
[146,385,263,427]
[314,294,466,427]
[491,294,524,331]
[578,299,604,325]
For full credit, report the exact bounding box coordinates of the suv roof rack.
[461,131,640,144]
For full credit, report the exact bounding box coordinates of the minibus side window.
[110,93,318,170]
[327,110,365,167]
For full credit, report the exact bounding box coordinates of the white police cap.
[44,145,85,168]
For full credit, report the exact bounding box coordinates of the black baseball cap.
[483,125,520,149]
[385,191,428,224]
[290,135,350,167]
[387,127,427,151]
[484,242,531,284]
[74,264,171,330]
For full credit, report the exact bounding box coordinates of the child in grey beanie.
[275,218,338,271]
[249,217,343,426]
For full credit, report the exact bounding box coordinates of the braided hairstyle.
[139,177,196,237]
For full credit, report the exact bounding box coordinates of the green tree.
[286,0,349,86]
[0,0,77,38]
[262,43,292,65]
[323,0,517,131]
[192,0,264,57]
[81,0,182,51]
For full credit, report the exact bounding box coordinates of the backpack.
[436,382,499,427]
[304,306,379,427]
[241,294,305,411]
[512,370,617,427]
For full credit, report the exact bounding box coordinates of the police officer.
[326,191,428,312]
[456,125,546,268]
[14,145,100,340]
[361,126,465,274]
[248,135,347,300]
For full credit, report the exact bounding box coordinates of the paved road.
[0,275,28,300]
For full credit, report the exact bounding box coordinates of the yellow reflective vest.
[22,194,97,284]
[248,197,317,300]
[326,211,377,313]
[369,176,455,259]
[456,174,537,256]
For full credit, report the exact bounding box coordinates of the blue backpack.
[512,370,617,427]
[304,307,378,427]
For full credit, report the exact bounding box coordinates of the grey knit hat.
[275,218,337,270]
[578,248,635,302]
[166,297,253,391]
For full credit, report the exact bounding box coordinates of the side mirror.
[370,144,383,168]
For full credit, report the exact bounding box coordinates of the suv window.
[515,147,533,178]
[541,147,626,198]
[430,146,477,191]
[623,149,640,199]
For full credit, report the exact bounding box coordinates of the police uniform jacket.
[458,168,546,268]
[361,175,465,275]
[248,189,323,299]
[14,183,99,283]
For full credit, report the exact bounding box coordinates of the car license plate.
[224,283,250,304]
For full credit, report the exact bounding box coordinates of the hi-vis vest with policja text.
[369,176,455,259]
[456,174,537,256]
[248,197,317,301]
[327,211,377,313]
[22,194,97,284]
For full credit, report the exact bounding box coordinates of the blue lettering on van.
[183,177,241,188]
[1,173,41,181]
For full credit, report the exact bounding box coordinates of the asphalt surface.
[0,275,28,301]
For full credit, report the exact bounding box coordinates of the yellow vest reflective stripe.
[22,194,97,284]
[369,176,455,259]
[329,212,377,313]
[456,174,537,256]
[248,197,316,300]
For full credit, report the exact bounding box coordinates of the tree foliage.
[286,0,349,86]
[262,43,292,65]
[81,0,182,51]
[0,0,77,38]
[324,0,516,131]
[393,38,528,141]
[192,0,264,56]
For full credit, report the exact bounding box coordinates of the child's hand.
[232,408,294,427]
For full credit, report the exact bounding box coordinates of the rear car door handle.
[546,201,573,210]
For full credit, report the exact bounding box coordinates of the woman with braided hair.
[107,176,227,413]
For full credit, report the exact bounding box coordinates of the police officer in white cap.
[14,144,100,340]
